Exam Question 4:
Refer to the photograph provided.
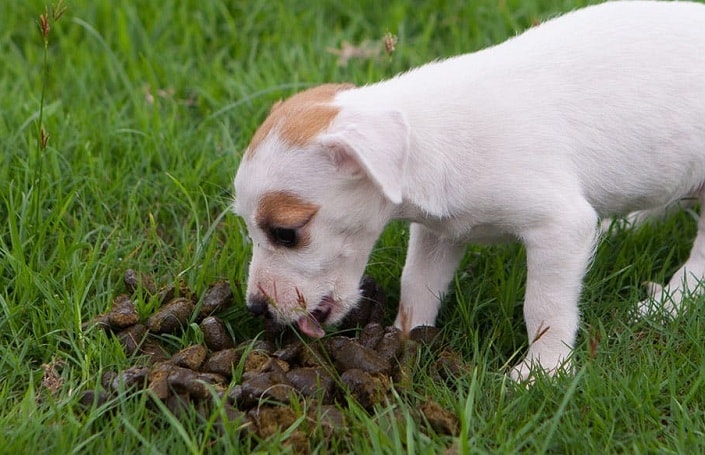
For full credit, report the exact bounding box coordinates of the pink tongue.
[297,315,325,338]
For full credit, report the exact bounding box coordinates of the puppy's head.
[233,83,409,337]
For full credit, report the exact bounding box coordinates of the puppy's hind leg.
[394,223,466,332]
[638,191,705,317]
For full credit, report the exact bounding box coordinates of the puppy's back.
[336,0,705,217]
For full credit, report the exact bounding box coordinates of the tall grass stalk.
[32,1,66,229]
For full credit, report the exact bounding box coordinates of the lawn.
[2,0,705,453]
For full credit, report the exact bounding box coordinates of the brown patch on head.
[255,191,320,248]
[245,83,354,159]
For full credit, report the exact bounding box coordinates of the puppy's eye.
[269,227,298,247]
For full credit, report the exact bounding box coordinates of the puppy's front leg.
[512,203,598,381]
[394,223,466,332]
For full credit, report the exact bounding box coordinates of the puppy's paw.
[644,281,663,299]
[509,350,572,385]
[509,360,536,385]
[636,282,678,320]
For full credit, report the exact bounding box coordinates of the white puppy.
[234,1,705,381]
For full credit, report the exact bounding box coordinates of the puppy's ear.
[318,108,409,204]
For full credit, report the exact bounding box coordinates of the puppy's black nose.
[247,294,269,317]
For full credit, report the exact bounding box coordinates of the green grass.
[2,0,705,453]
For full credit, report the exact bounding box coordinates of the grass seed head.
[383,31,398,57]
[39,9,51,40]
[39,127,50,151]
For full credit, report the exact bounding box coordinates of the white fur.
[235,1,705,381]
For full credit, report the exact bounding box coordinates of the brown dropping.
[308,404,345,437]
[148,363,227,401]
[147,297,194,334]
[247,406,311,453]
[248,406,299,439]
[235,371,294,409]
[246,339,275,354]
[358,322,384,350]
[340,369,389,409]
[111,366,150,392]
[116,323,148,355]
[81,274,473,441]
[167,366,212,399]
[123,269,157,296]
[82,294,140,329]
[101,371,117,391]
[273,341,303,364]
[286,367,335,403]
[375,326,403,362]
[332,341,391,375]
[197,372,228,388]
[198,280,233,319]
[164,393,192,419]
[147,362,173,401]
[408,325,441,348]
[264,357,291,374]
[123,268,139,293]
[78,390,111,408]
[202,348,244,378]
[139,338,171,364]
[215,404,253,432]
[432,349,466,382]
[420,400,459,436]
[244,354,289,376]
[213,404,253,435]
[200,316,234,351]
[243,351,271,374]
[394,339,420,388]
[299,342,329,368]
[171,345,207,371]
[322,336,351,354]
[194,395,213,421]
[156,279,194,306]
[81,312,111,332]
[283,430,310,455]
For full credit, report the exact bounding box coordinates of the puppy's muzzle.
[245,292,334,339]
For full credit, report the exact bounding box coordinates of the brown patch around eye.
[255,191,320,248]
[244,83,354,159]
